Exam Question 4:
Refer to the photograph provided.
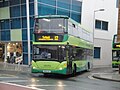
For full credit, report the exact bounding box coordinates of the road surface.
[0,68,120,90]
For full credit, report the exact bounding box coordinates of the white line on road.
[0,82,45,90]
[29,84,97,90]
[0,74,18,77]
[0,77,19,79]
[28,84,67,87]
[4,80,28,83]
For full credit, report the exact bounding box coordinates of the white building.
[81,0,118,67]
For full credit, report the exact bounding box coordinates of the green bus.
[112,34,120,68]
[31,15,93,75]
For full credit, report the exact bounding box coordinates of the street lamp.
[93,9,105,58]
[93,9,105,38]
[94,9,104,13]
[26,0,31,65]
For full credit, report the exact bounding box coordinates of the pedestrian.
[7,52,10,63]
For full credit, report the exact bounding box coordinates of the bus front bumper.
[31,67,67,75]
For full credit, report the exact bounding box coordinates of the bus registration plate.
[43,70,51,73]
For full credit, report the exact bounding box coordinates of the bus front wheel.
[72,64,76,76]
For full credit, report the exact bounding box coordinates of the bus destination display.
[35,34,63,42]
[113,43,120,48]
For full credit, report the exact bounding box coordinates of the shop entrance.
[6,42,22,64]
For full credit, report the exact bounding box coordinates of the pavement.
[0,62,120,82]
[0,62,31,73]
[91,67,120,82]
[92,72,120,82]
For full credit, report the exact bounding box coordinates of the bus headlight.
[33,67,37,69]
[59,68,63,70]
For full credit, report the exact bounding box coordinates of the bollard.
[119,64,120,74]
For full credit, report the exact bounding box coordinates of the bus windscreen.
[34,18,67,34]
[33,45,66,62]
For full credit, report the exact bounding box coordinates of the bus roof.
[36,15,92,33]
[36,15,69,19]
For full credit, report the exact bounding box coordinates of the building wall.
[82,0,118,67]
[94,38,112,67]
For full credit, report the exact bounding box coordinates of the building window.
[30,29,33,40]
[0,0,9,7]
[21,0,26,4]
[11,18,21,29]
[10,6,20,17]
[22,29,27,40]
[30,17,34,28]
[6,30,10,41]
[30,0,34,2]
[0,19,10,29]
[38,0,56,6]
[116,0,119,8]
[102,21,108,30]
[71,12,81,23]
[1,31,6,40]
[57,0,70,9]
[94,47,101,59]
[38,4,55,15]
[29,3,34,16]
[95,20,108,31]
[21,4,26,16]
[57,8,70,16]
[22,17,27,28]
[1,30,10,41]
[95,20,101,29]
[10,0,20,5]
[72,0,81,12]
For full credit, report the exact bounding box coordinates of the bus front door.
[66,47,72,74]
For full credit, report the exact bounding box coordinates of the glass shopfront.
[6,42,22,64]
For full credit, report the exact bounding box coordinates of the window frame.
[94,47,101,59]
[95,19,108,31]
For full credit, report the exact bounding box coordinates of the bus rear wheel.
[87,62,91,71]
